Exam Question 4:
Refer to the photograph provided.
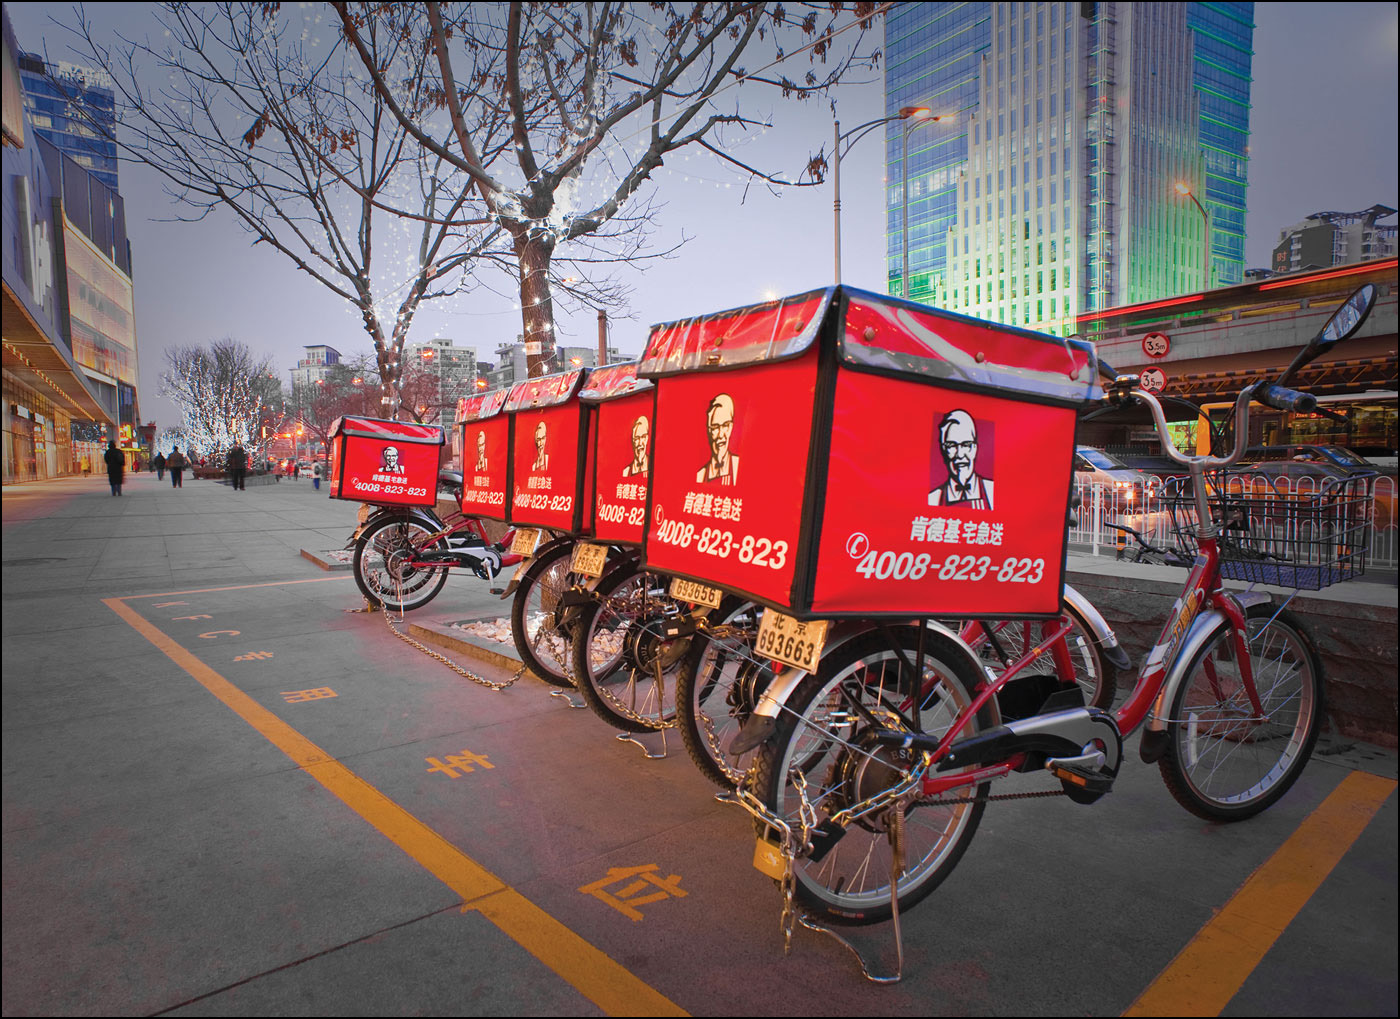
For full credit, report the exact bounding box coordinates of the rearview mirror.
[1317,283,1377,350]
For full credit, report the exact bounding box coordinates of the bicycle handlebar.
[1254,383,1318,415]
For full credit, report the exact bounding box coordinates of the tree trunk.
[514,228,558,378]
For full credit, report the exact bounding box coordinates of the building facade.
[4,10,139,483]
[1272,205,1398,275]
[886,1,1253,334]
[484,340,621,391]
[405,337,480,420]
[1076,258,1398,457]
[289,344,341,389]
[16,51,118,190]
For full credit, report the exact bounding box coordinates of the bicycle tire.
[569,562,682,732]
[675,596,763,787]
[1159,602,1323,822]
[751,626,994,926]
[509,539,581,688]
[353,516,450,612]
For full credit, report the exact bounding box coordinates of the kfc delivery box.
[579,362,655,546]
[505,367,594,533]
[456,388,511,521]
[327,415,444,508]
[637,285,1101,619]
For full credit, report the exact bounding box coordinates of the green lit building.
[886,2,1254,333]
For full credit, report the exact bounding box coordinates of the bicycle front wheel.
[1159,603,1323,822]
[675,596,762,787]
[353,516,450,612]
[570,563,681,732]
[509,539,581,688]
[751,627,993,926]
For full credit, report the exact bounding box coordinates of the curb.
[300,548,352,572]
[407,616,526,674]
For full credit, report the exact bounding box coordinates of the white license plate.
[669,577,724,609]
[570,541,609,578]
[755,609,828,672]
[509,527,541,556]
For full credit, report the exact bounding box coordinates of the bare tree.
[65,3,500,417]
[334,1,882,376]
[161,339,279,463]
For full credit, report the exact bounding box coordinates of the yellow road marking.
[104,595,687,1018]
[1125,770,1396,1017]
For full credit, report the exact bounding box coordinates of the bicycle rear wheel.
[1159,603,1323,821]
[751,627,993,926]
[353,516,450,612]
[675,596,763,787]
[509,539,581,688]
[569,563,682,732]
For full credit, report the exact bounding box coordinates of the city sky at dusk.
[7,2,1396,427]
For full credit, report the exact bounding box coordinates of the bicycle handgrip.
[1097,358,1117,382]
[1255,383,1317,414]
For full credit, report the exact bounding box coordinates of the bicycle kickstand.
[797,800,907,984]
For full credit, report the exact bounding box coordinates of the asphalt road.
[3,472,1396,1016]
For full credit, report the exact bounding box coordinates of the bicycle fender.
[734,620,996,756]
[1063,584,1134,673]
[1138,591,1273,763]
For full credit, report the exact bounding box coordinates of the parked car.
[1074,446,1156,504]
[1241,445,1387,477]
[1229,458,1394,531]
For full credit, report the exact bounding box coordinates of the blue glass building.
[885,2,1253,328]
[17,52,118,190]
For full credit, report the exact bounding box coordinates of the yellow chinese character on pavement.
[425,750,495,778]
[578,865,686,922]
[281,687,337,703]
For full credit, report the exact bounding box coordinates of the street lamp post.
[1175,182,1211,290]
[901,111,955,301]
[832,107,934,283]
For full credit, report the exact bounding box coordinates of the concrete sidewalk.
[3,471,1396,1016]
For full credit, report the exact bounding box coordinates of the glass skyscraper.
[17,52,118,190]
[885,2,1253,333]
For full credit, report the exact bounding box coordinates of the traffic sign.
[1141,332,1170,358]
[1139,367,1167,393]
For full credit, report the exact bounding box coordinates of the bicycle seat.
[437,469,464,489]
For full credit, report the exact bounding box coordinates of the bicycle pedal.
[806,819,847,863]
[1047,761,1114,804]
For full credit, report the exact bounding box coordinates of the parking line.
[104,594,688,1018]
[119,575,351,599]
[1124,769,1395,1017]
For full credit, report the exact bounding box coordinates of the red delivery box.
[328,415,444,508]
[506,367,593,532]
[637,286,1101,619]
[580,362,654,546]
[457,388,511,521]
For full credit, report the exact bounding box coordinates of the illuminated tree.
[67,3,499,416]
[160,339,280,465]
[336,1,882,376]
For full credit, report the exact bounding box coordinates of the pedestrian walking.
[153,451,166,481]
[103,440,125,497]
[167,446,186,488]
[227,442,248,492]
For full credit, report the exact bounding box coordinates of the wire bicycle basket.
[1163,471,1373,590]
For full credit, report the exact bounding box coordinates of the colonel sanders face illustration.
[940,411,978,486]
[696,393,739,485]
[532,421,548,469]
[928,409,994,509]
[475,430,488,468]
[706,395,733,465]
[631,416,649,466]
[381,445,401,472]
